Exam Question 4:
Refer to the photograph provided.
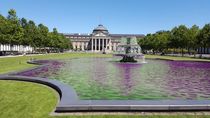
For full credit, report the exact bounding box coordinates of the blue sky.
[0,0,210,34]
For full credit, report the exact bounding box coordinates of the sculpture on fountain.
[113,37,145,63]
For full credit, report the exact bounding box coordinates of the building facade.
[0,45,33,55]
[64,24,144,53]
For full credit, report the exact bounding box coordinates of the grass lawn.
[0,53,210,118]
[0,80,57,118]
[145,54,210,62]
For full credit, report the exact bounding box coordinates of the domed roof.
[93,24,108,31]
[92,24,109,36]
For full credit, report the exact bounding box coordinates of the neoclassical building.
[64,24,144,53]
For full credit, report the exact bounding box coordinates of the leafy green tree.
[27,20,38,48]
[32,24,50,53]
[6,9,24,50]
[1,9,71,54]
[48,28,71,52]
[0,14,9,44]
[7,9,18,22]
[197,23,210,57]
[155,31,170,54]
[170,25,189,56]
[48,28,59,52]
[38,24,50,47]
[187,25,199,55]
[20,18,30,46]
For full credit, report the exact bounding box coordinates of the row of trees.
[0,9,72,53]
[138,24,210,57]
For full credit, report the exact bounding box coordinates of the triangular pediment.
[93,32,107,37]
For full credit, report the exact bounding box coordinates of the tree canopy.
[0,9,72,53]
[138,24,210,56]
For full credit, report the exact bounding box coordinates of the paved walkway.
[0,53,49,58]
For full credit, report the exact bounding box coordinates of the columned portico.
[90,37,113,52]
[67,24,144,53]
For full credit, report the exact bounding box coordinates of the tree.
[170,25,189,56]
[155,31,170,54]
[27,20,38,48]
[6,9,24,50]
[20,18,30,46]
[1,9,71,54]
[33,24,50,53]
[48,28,71,52]
[7,9,18,22]
[187,25,199,56]
[197,23,210,57]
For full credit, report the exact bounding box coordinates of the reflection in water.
[166,61,210,99]
[114,63,141,96]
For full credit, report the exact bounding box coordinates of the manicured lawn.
[1,53,210,117]
[145,55,210,62]
[0,80,57,118]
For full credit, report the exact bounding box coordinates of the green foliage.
[138,31,170,54]
[139,24,209,56]
[0,9,72,53]
[197,24,210,48]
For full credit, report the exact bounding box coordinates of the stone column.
[113,43,115,51]
[74,42,76,50]
[91,39,93,52]
[109,39,112,51]
[102,39,104,51]
[81,42,84,51]
[75,42,77,50]
[99,39,101,51]
[94,39,96,52]
[78,42,80,50]
[93,39,95,51]
[106,39,108,50]
[85,42,88,50]
[115,43,117,51]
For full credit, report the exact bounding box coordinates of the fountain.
[113,37,146,63]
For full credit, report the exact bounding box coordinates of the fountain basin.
[13,58,210,100]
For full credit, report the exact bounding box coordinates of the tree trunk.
[193,48,197,58]
[181,48,184,57]
[204,46,206,54]
[173,48,175,56]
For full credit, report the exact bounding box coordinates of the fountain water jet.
[113,37,146,63]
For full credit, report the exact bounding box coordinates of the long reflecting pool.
[15,58,210,100]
